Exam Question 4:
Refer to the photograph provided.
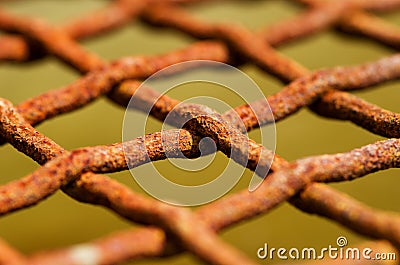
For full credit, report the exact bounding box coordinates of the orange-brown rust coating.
[339,11,400,49]
[197,138,400,231]
[259,1,351,46]
[1,94,400,264]
[1,0,399,64]
[14,41,227,127]
[62,0,146,40]
[0,35,33,61]
[292,183,400,248]
[135,3,400,138]
[0,0,400,264]
[142,3,308,82]
[0,1,398,140]
[0,9,104,73]
[0,0,224,64]
[226,55,400,134]
[0,98,260,265]
[0,97,192,214]
[298,0,400,11]
[170,103,279,172]
[0,239,26,265]
[0,0,146,62]
[311,90,400,138]
[353,0,400,11]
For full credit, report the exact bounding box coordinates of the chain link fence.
[0,0,399,264]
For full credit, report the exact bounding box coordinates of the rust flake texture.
[0,0,400,265]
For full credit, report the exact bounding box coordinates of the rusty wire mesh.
[0,0,400,264]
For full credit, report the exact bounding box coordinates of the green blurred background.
[0,1,399,264]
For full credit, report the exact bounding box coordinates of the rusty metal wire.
[0,0,399,264]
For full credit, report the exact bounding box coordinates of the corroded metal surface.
[0,0,399,264]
